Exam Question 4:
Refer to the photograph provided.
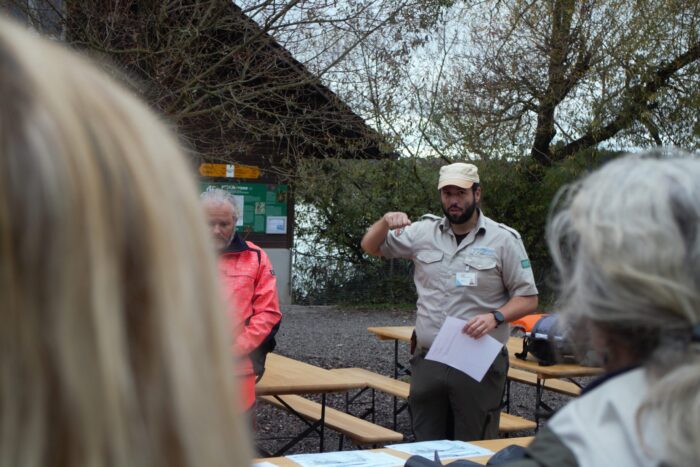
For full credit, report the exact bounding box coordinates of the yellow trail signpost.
[199,163,261,179]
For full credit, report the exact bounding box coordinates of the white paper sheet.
[425,316,503,382]
[252,462,278,467]
[234,195,245,226]
[286,450,404,467]
[386,439,492,459]
[266,216,287,234]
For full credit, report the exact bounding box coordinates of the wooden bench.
[507,368,581,397]
[335,366,578,406]
[505,368,581,425]
[330,367,410,430]
[330,367,536,435]
[331,367,409,399]
[499,412,537,432]
[259,394,404,447]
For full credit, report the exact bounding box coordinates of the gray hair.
[547,148,700,466]
[201,188,241,220]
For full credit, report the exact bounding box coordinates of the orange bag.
[510,313,549,333]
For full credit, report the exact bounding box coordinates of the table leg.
[393,339,399,379]
[319,393,326,452]
[505,379,511,413]
[266,395,327,456]
[534,378,558,431]
[535,378,543,431]
[393,338,411,379]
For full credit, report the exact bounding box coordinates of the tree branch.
[556,40,700,159]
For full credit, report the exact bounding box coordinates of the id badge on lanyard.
[456,271,477,287]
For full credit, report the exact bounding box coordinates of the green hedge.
[293,150,620,306]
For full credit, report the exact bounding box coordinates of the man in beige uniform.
[361,162,538,441]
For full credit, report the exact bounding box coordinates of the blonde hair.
[0,17,251,467]
[547,148,700,466]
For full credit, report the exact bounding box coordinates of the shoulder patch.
[419,213,441,221]
[498,223,522,239]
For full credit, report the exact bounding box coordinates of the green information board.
[201,181,289,234]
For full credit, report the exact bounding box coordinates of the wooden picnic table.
[256,353,366,455]
[367,325,602,426]
[257,353,364,396]
[367,326,414,379]
[505,338,603,379]
[255,435,534,466]
[368,326,601,379]
[367,325,414,343]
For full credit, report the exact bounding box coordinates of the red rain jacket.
[219,233,282,409]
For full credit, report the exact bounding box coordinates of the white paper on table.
[386,439,492,459]
[425,316,503,382]
[252,462,278,467]
[286,450,404,467]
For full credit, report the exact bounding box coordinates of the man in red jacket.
[202,189,282,413]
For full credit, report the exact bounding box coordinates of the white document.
[286,450,404,467]
[252,463,278,467]
[387,439,492,459]
[234,195,245,226]
[266,216,287,234]
[425,316,503,382]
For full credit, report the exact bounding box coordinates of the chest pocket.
[413,250,443,288]
[463,254,497,271]
[414,250,443,285]
[221,270,256,314]
[416,250,443,265]
[222,270,255,289]
[463,253,501,292]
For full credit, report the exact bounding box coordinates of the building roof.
[187,2,394,166]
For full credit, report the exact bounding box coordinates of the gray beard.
[217,230,236,252]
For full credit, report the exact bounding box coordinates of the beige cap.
[437,162,479,190]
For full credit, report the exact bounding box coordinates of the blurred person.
[201,189,282,414]
[361,162,538,441]
[0,17,252,467]
[491,149,700,467]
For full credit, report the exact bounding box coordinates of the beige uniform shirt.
[380,210,538,348]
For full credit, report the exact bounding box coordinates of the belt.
[417,345,507,357]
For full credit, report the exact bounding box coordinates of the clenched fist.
[383,212,412,230]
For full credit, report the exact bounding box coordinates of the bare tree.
[6,0,696,170]
[419,0,700,165]
[3,0,447,178]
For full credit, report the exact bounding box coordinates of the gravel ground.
[255,305,578,456]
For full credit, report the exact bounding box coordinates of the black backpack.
[248,319,280,382]
[514,314,576,366]
[242,245,281,381]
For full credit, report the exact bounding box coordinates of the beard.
[214,230,236,252]
[442,200,477,225]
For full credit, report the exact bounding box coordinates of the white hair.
[547,148,700,466]
[201,188,241,220]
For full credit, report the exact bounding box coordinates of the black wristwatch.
[491,310,505,328]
